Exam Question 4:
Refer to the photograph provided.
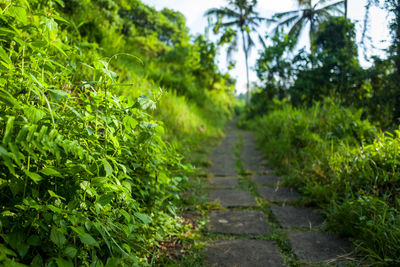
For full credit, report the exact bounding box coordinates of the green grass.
[242,99,400,266]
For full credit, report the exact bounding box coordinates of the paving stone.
[243,164,271,174]
[271,205,324,228]
[208,190,257,207]
[210,151,235,160]
[206,177,239,189]
[206,239,285,267]
[208,165,237,177]
[209,210,269,235]
[288,232,353,263]
[258,187,300,203]
[251,174,281,186]
[243,157,263,164]
[208,145,237,176]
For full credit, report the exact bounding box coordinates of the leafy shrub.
[0,0,226,265]
[246,99,400,264]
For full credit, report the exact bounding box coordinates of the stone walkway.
[205,122,353,267]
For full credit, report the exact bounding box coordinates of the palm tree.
[273,0,344,48]
[205,0,270,102]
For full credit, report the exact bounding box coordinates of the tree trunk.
[344,0,348,18]
[241,29,250,103]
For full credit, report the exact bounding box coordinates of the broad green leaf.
[63,246,77,258]
[0,243,17,257]
[43,17,58,41]
[50,227,66,247]
[48,190,66,200]
[96,193,114,207]
[154,125,165,136]
[102,68,117,82]
[55,257,73,267]
[105,257,121,267]
[93,59,108,70]
[23,106,46,124]
[136,96,156,110]
[0,46,11,67]
[41,168,63,178]
[120,209,131,223]
[0,88,20,107]
[2,116,15,145]
[16,125,29,143]
[24,170,42,183]
[49,89,69,101]
[6,6,27,24]
[80,233,98,247]
[0,145,9,157]
[122,116,138,131]
[91,177,108,186]
[70,226,98,247]
[31,253,43,267]
[8,142,23,167]
[27,235,40,246]
[53,0,65,8]
[8,230,29,258]
[135,213,152,224]
[20,0,31,9]
[102,159,113,177]
[47,204,62,214]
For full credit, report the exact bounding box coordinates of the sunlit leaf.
[50,227,66,247]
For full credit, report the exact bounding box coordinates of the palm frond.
[275,14,301,29]
[258,32,267,50]
[273,9,300,19]
[315,0,343,9]
[288,17,306,45]
[204,7,240,19]
[246,31,256,53]
[221,20,241,27]
[317,0,344,14]
[314,9,331,21]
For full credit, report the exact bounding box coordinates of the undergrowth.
[0,0,234,266]
[243,98,400,265]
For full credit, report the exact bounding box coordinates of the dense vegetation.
[239,0,400,265]
[2,0,400,265]
[0,0,234,266]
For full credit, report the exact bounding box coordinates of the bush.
[247,99,400,264]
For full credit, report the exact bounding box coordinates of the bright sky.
[142,0,391,94]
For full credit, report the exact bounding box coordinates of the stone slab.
[208,165,237,177]
[251,174,281,186]
[206,239,285,267]
[209,210,269,235]
[271,206,324,228]
[258,187,300,203]
[209,155,235,164]
[206,177,239,189]
[208,190,257,207]
[288,232,353,263]
[243,164,271,174]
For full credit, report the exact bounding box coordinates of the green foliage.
[289,17,365,106]
[246,99,400,264]
[255,32,296,100]
[0,0,234,265]
[272,0,344,47]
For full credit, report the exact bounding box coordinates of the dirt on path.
[205,122,353,267]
